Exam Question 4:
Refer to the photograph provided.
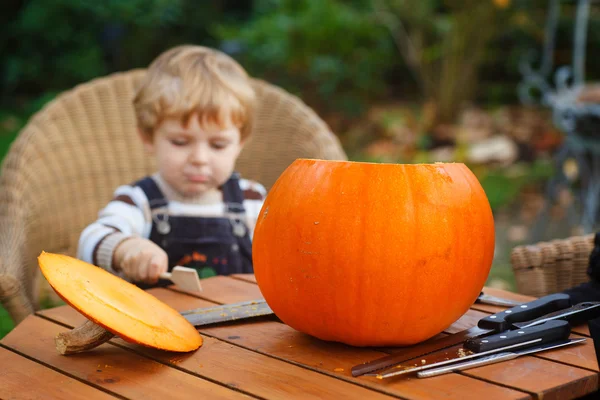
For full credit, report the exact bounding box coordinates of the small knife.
[369,319,572,379]
[417,337,586,378]
[159,266,203,294]
[476,292,524,307]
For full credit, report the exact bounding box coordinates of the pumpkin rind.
[38,252,202,352]
[252,160,495,347]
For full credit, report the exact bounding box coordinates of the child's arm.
[77,184,167,283]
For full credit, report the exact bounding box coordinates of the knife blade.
[416,337,586,378]
[369,319,572,379]
[476,292,524,307]
[351,293,572,377]
[178,292,522,328]
[180,299,274,326]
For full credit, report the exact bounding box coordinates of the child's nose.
[190,144,209,164]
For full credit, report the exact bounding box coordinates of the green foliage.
[0,0,234,100]
[3,0,108,93]
[474,159,555,211]
[214,0,398,115]
[0,109,26,163]
[0,306,14,340]
[2,0,600,120]
[378,0,511,125]
[0,296,64,340]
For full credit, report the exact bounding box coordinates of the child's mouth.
[187,175,209,183]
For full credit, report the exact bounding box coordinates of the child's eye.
[211,141,229,150]
[170,139,188,146]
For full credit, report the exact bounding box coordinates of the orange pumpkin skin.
[253,159,495,347]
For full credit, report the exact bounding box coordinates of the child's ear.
[236,134,249,157]
[239,135,247,149]
[137,128,155,154]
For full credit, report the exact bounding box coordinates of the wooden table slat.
[2,316,254,400]
[0,346,117,400]
[535,333,599,372]
[230,274,257,284]
[38,302,531,400]
[462,355,598,400]
[8,276,600,399]
[39,287,532,400]
[168,275,263,304]
[37,300,399,399]
[116,336,397,400]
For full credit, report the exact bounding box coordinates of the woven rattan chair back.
[510,234,594,297]
[0,69,347,324]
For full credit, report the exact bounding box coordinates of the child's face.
[144,114,243,197]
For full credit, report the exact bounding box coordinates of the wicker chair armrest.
[0,213,35,325]
[510,234,594,297]
[0,147,38,325]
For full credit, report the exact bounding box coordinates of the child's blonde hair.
[134,45,256,140]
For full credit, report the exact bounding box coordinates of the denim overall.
[133,173,253,289]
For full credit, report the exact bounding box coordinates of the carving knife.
[178,292,522,326]
[181,299,274,326]
[351,294,600,377]
[369,319,573,379]
[416,337,586,378]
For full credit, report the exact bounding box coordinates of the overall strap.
[221,172,246,214]
[134,176,170,237]
[134,176,168,209]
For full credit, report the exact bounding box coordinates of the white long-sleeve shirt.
[77,173,267,274]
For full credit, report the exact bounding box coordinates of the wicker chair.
[0,69,347,325]
[510,234,595,297]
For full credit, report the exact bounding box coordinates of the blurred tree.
[1,0,598,137]
[0,0,251,103]
[213,0,401,117]
[373,0,512,137]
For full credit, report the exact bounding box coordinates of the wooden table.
[1,274,598,400]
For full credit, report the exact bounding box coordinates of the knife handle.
[417,352,518,378]
[512,302,600,329]
[477,293,571,332]
[465,319,571,353]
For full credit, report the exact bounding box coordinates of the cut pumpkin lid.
[38,251,202,352]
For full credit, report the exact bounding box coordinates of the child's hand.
[113,237,168,284]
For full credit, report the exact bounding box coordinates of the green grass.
[486,262,517,291]
[0,296,65,339]
[0,306,15,339]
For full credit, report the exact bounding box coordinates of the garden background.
[2,0,600,338]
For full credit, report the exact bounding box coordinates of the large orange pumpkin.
[252,159,495,347]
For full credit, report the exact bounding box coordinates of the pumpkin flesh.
[253,160,495,347]
[38,252,202,352]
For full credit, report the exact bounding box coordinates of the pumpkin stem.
[55,319,115,355]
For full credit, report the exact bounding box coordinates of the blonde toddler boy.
[77,45,266,288]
